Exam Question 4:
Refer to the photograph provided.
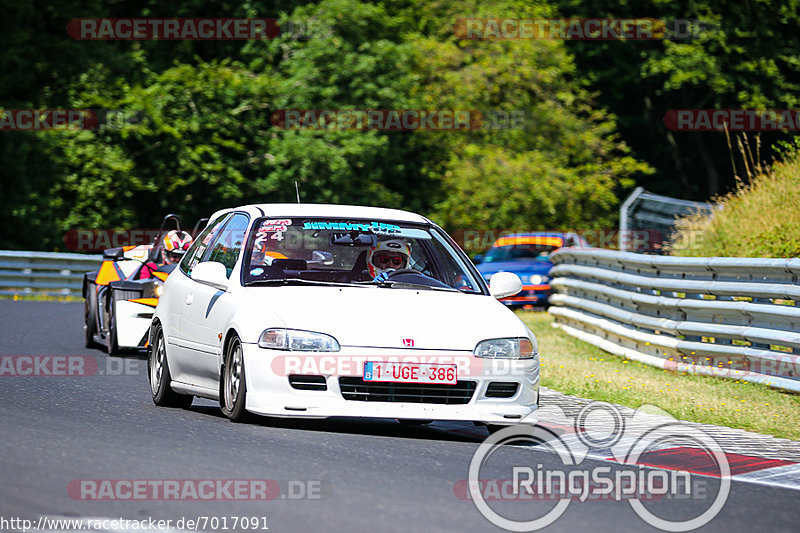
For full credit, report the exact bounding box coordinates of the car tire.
[84,283,99,349]
[220,334,250,422]
[107,289,120,355]
[148,322,192,408]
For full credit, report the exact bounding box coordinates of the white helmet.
[367,239,411,277]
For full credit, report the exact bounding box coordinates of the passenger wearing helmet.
[367,239,412,282]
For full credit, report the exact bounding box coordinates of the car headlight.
[474,337,536,359]
[528,275,543,285]
[258,328,341,352]
[145,280,164,299]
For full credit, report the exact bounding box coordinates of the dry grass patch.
[668,145,800,258]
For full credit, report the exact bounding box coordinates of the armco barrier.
[0,251,102,297]
[548,248,800,392]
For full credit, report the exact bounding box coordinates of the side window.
[204,213,250,278]
[179,214,229,277]
[430,230,481,293]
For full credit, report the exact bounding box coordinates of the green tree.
[403,0,650,231]
[1,0,653,250]
[550,0,800,198]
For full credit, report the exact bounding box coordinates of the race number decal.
[255,219,292,249]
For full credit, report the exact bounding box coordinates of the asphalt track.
[1,301,798,532]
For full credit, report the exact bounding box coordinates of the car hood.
[239,285,528,351]
[476,260,552,278]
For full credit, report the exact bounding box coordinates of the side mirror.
[191,261,229,291]
[489,272,522,299]
[473,254,484,264]
[103,247,124,261]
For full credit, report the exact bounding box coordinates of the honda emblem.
[402,338,415,348]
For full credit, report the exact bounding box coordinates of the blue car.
[474,232,586,308]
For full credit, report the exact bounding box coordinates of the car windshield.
[242,217,484,293]
[483,243,560,263]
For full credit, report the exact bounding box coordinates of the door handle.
[186,292,194,305]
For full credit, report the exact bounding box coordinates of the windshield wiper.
[246,278,356,288]
[389,282,458,292]
[352,279,395,288]
[353,279,457,292]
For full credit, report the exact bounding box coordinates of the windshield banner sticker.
[302,221,400,234]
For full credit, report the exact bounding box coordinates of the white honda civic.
[148,203,539,430]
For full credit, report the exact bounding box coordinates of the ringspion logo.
[465,402,730,530]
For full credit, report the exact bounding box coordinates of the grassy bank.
[521,311,800,441]
[668,148,800,257]
[0,294,81,302]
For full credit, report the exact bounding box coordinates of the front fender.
[224,286,286,345]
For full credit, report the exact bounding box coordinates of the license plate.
[363,361,457,385]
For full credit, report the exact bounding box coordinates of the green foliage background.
[1,0,798,250]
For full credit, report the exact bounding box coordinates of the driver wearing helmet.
[161,230,193,264]
[138,230,193,279]
[367,239,412,282]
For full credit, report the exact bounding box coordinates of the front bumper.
[241,345,539,424]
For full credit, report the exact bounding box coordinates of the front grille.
[339,377,476,404]
[485,381,519,398]
[289,375,327,391]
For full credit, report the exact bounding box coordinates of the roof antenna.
[295,181,301,203]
